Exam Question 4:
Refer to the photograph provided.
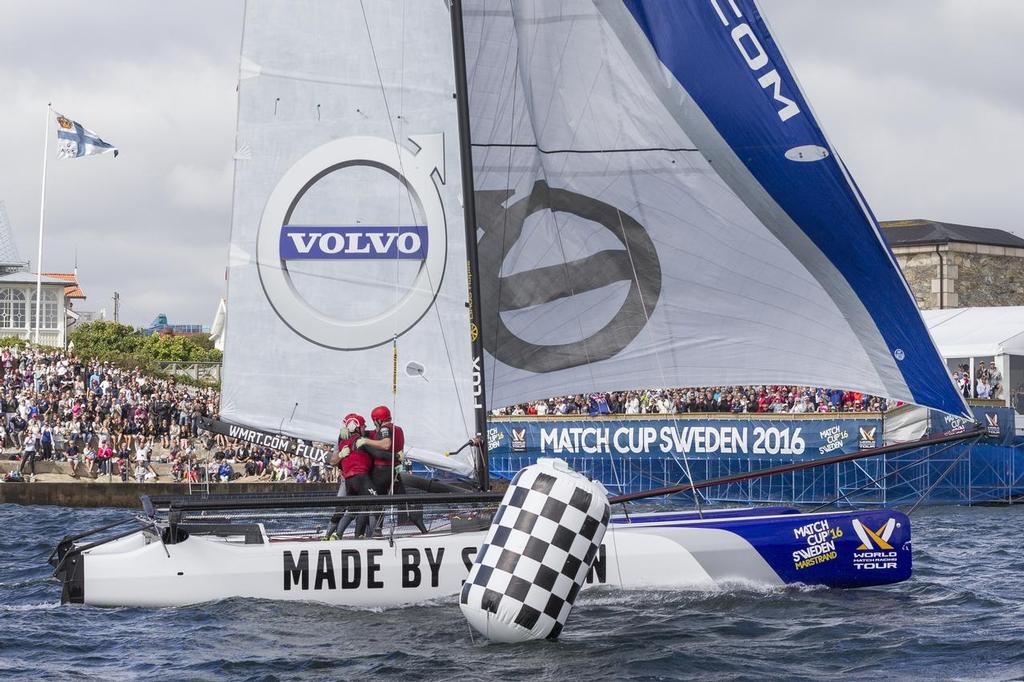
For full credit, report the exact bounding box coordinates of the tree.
[69,321,222,364]
[68,321,141,357]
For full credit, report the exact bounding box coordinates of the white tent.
[209,298,226,352]
[921,307,1024,359]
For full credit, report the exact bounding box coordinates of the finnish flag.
[54,112,118,159]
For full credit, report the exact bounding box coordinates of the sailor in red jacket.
[358,405,427,533]
[328,413,376,538]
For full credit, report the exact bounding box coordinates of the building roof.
[881,219,1024,249]
[42,272,85,299]
[922,306,1024,357]
[0,271,71,286]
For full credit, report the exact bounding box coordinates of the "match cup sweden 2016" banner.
[486,417,883,459]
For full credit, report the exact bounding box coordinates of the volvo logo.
[280,226,428,260]
[475,180,661,373]
[257,135,447,350]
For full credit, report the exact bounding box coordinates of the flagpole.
[34,104,51,344]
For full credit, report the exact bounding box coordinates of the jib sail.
[463,0,969,418]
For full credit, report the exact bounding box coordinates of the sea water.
[1,503,1021,680]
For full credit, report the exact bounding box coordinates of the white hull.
[62,507,911,607]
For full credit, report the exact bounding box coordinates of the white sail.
[221,1,476,474]
[464,0,969,418]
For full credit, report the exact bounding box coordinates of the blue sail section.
[622,0,968,417]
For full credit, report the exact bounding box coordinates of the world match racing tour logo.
[851,517,900,571]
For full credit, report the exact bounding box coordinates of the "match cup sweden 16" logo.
[257,135,447,350]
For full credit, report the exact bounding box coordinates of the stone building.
[882,219,1024,310]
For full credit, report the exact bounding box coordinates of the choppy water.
[1,503,1022,681]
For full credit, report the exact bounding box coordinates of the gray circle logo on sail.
[476,180,661,373]
[256,135,447,350]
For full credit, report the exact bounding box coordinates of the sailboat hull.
[58,508,910,607]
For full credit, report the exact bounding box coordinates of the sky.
[0,1,1021,327]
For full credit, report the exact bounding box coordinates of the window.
[29,288,59,330]
[0,288,26,329]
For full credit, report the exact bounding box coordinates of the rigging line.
[523,16,629,499]
[358,0,421,472]
[357,7,481,461]
[539,8,606,400]
[357,0,419,240]
[595,16,704,514]
[422,267,473,441]
[356,0,419,233]
[471,143,700,154]
[807,437,969,513]
[615,158,704,518]
[907,436,978,515]
[394,0,406,308]
[486,0,519,411]
[386,1,410,500]
[608,427,984,504]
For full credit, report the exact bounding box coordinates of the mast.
[450,0,489,491]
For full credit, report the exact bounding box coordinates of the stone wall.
[951,252,1024,307]
[0,480,337,508]
[893,243,1024,309]
[894,250,939,309]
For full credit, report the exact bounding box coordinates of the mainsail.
[464,0,970,418]
[221,2,477,474]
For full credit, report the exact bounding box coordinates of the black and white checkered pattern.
[460,459,610,641]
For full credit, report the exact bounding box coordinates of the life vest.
[369,422,404,466]
[338,433,372,478]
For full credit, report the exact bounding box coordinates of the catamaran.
[52,0,977,609]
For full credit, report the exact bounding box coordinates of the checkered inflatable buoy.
[460,458,610,642]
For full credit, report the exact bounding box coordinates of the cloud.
[0,2,242,326]
[0,0,1020,329]
[167,163,234,211]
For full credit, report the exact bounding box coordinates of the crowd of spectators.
[952,361,1003,400]
[493,386,890,417]
[1,342,1010,482]
[201,440,333,484]
[0,344,337,484]
[0,345,219,481]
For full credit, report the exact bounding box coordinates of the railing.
[489,441,1023,505]
[0,328,63,347]
[157,362,221,383]
[489,410,884,421]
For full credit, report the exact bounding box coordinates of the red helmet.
[370,405,391,425]
[343,413,365,431]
